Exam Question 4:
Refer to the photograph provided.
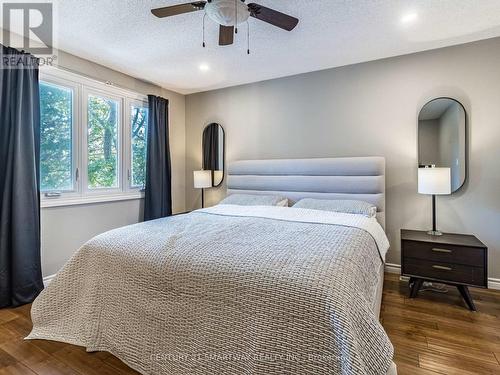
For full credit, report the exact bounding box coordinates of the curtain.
[144,95,172,221]
[0,45,43,308]
[202,123,219,172]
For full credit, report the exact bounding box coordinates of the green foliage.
[87,95,118,188]
[131,106,148,188]
[40,82,73,191]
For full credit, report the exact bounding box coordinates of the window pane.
[40,82,73,192]
[130,105,148,188]
[87,95,119,189]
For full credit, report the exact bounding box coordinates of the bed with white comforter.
[28,204,393,374]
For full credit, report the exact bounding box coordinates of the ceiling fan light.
[205,0,250,26]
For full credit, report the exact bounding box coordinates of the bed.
[28,157,396,375]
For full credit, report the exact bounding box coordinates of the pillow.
[292,198,377,218]
[219,194,288,207]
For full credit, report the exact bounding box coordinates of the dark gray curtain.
[0,45,43,307]
[202,123,219,172]
[144,95,172,221]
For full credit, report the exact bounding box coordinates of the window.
[130,103,148,188]
[39,70,148,206]
[87,94,120,189]
[40,82,74,192]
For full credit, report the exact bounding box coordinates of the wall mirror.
[418,98,467,193]
[202,123,225,187]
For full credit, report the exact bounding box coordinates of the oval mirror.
[418,98,467,193]
[202,123,225,187]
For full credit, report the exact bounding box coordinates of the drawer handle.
[432,265,452,271]
[432,248,452,254]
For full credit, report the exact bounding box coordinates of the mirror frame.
[417,97,468,193]
[202,123,225,188]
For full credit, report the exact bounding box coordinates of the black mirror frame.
[417,97,468,194]
[202,123,225,188]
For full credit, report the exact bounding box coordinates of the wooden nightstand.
[401,229,488,311]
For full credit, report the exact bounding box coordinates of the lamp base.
[427,230,443,236]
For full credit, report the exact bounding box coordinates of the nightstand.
[401,229,488,311]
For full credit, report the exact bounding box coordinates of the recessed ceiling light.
[199,63,210,72]
[401,12,418,25]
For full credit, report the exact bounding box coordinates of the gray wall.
[418,120,440,165]
[185,37,500,279]
[41,50,186,277]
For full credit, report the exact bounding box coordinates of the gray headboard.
[227,157,386,228]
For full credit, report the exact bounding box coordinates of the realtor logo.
[2,3,53,54]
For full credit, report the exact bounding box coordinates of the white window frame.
[39,76,81,199]
[127,99,149,191]
[40,68,147,208]
[83,88,123,195]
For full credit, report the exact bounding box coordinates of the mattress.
[28,205,394,374]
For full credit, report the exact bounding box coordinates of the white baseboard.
[384,263,500,290]
[385,263,402,274]
[43,274,56,287]
[489,278,500,290]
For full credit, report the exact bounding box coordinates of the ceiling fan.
[151,0,299,51]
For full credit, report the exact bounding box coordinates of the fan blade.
[219,25,234,46]
[247,3,299,31]
[151,2,206,18]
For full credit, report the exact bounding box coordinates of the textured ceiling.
[49,0,500,94]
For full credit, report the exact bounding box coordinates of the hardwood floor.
[0,273,499,374]
[381,273,500,374]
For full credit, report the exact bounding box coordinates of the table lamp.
[418,167,451,236]
[193,170,212,208]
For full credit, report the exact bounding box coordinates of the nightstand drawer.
[402,240,485,267]
[403,258,485,286]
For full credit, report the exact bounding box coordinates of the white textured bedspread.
[28,205,393,374]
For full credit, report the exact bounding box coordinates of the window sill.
[41,192,144,208]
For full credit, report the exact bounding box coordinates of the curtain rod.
[49,64,158,93]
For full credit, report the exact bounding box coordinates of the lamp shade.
[193,170,212,189]
[418,167,451,195]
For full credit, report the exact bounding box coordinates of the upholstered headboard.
[227,157,386,228]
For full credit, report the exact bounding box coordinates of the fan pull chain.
[202,13,207,47]
[246,20,250,54]
[234,0,238,34]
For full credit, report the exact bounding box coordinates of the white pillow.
[293,198,377,218]
[219,194,288,207]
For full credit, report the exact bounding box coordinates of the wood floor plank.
[0,326,18,346]
[0,348,18,369]
[394,362,442,375]
[0,311,18,325]
[0,363,36,375]
[419,350,500,375]
[102,355,140,374]
[426,337,498,364]
[0,340,48,368]
[26,356,81,375]
[52,346,137,375]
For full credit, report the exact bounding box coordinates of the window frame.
[39,75,81,199]
[127,98,149,191]
[83,87,123,196]
[40,68,147,208]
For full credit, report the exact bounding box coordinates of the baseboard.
[384,263,500,290]
[385,263,402,274]
[489,278,500,290]
[43,274,56,287]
